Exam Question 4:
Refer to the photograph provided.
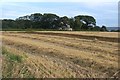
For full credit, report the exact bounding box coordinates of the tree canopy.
[2,13,108,31]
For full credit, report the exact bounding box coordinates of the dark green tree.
[100,25,108,31]
[73,18,83,30]
[92,26,101,31]
[41,13,59,29]
[74,15,96,30]
[2,13,98,31]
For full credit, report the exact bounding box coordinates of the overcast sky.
[0,0,119,27]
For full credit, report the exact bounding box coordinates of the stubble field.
[1,31,119,78]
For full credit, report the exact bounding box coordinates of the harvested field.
[1,31,119,78]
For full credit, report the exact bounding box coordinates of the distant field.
[1,31,119,78]
[36,31,118,38]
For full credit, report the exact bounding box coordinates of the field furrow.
[2,31,119,78]
[3,33,118,55]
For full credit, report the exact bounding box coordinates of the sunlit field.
[1,31,119,78]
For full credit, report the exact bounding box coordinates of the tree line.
[1,13,108,31]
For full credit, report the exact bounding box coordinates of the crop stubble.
[1,31,119,78]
